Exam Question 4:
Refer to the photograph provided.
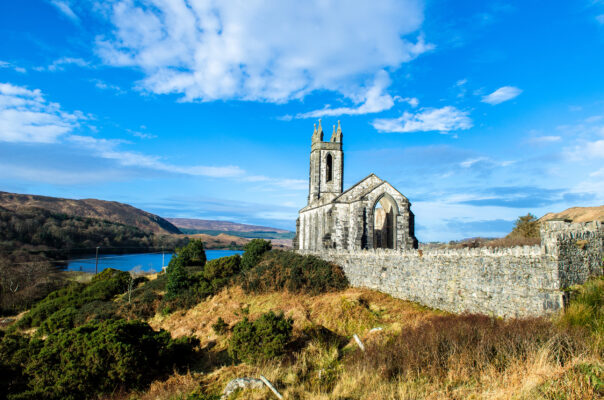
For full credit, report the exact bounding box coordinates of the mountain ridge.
[0,191,182,235]
[166,217,292,234]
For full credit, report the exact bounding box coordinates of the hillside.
[2,244,602,399]
[540,205,604,223]
[0,191,181,235]
[167,217,291,234]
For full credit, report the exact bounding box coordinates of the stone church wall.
[298,221,603,317]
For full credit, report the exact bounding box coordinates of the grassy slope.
[540,205,604,223]
[124,280,602,400]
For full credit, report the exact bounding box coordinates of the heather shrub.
[241,239,272,270]
[229,311,293,363]
[241,250,348,295]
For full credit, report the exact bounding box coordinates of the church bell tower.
[308,119,343,205]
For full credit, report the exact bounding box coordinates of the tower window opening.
[326,153,333,182]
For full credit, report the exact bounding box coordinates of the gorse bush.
[212,317,228,335]
[166,239,206,299]
[16,268,130,330]
[229,311,293,363]
[1,319,198,400]
[241,250,348,295]
[203,254,241,290]
[164,247,244,310]
[241,239,272,271]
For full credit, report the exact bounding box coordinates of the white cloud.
[295,70,397,118]
[571,139,604,159]
[49,0,79,22]
[459,157,489,168]
[528,135,561,144]
[44,57,89,72]
[481,86,522,105]
[68,135,245,178]
[95,0,430,102]
[91,79,124,94]
[372,106,473,133]
[0,82,81,143]
[404,97,420,108]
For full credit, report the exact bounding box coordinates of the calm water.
[67,250,243,274]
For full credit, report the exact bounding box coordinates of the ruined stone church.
[294,120,418,251]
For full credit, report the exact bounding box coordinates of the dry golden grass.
[124,285,601,400]
[540,206,604,223]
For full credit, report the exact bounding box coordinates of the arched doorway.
[373,194,398,249]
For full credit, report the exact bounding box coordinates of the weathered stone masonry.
[295,120,603,317]
[300,221,602,317]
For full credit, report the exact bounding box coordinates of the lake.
[67,250,244,274]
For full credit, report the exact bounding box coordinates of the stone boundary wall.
[298,221,603,317]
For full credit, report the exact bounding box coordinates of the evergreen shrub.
[228,310,293,363]
[241,250,348,295]
[241,239,272,271]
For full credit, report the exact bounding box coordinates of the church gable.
[333,174,383,203]
[361,181,409,205]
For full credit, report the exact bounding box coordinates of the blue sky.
[1,0,603,242]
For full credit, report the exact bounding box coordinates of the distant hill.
[539,205,604,223]
[166,218,291,234]
[0,191,181,235]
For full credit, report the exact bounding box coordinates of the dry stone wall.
[298,221,603,317]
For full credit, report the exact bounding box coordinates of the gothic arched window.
[326,153,333,182]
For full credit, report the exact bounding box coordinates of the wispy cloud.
[37,57,90,72]
[481,86,522,105]
[95,0,430,103]
[242,175,306,190]
[0,82,82,143]
[372,106,472,133]
[0,61,27,74]
[597,14,604,24]
[48,0,79,23]
[68,135,245,178]
[294,71,399,118]
[527,135,561,144]
[92,79,123,93]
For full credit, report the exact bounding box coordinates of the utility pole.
[95,246,100,275]
[162,247,165,270]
